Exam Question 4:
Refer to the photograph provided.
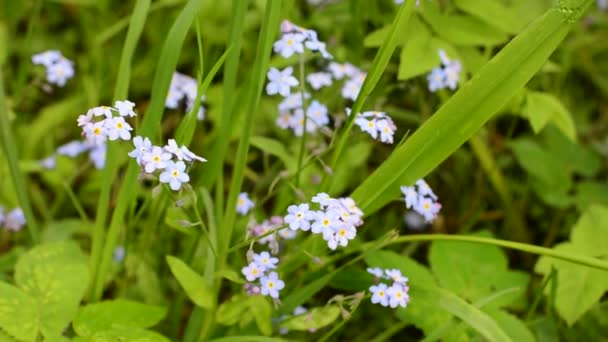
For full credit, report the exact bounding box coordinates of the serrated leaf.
[166,256,212,309]
[0,283,38,342]
[248,296,273,336]
[429,231,529,309]
[280,305,340,331]
[14,241,89,338]
[524,91,576,140]
[535,205,608,325]
[73,299,166,337]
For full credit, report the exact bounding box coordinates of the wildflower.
[89,144,107,169]
[377,119,396,144]
[4,208,25,232]
[328,62,360,80]
[367,267,385,278]
[306,100,329,126]
[253,251,279,271]
[370,283,390,307]
[427,49,461,92]
[165,72,207,120]
[32,50,75,87]
[105,116,133,141]
[128,136,152,165]
[311,192,332,207]
[180,145,207,163]
[385,269,408,284]
[142,146,171,173]
[355,116,378,139]
[260,272,285,299]
[323,224,356,250]
[237,192,255,215]
[90,106,113,118]
[273,32,306,58]
[400,179,441,223]
[306,72,333,90]
[113,245,126,263]
[415,179,438,200]
[387,283,410,308]
[39,156,56,169]
[57,140,89,157]
[159,160,190,191]
[276,111,292,129]
[114,100,136,117]
[341,77,363,101]
[242,261,264,282]
[400,186,419,209]
[164,139,186,160]
[266,67,299,97]
[83,121,108,145]
[284,203,314,231]
[278,92,309,111]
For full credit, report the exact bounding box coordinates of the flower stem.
[295,55,309,188]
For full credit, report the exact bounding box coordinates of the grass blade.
[351,1,594,215]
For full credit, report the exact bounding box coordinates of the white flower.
[159,160,190,191]
[325,224,356,249]
[260,272,285,299]
[46,58,74,87]
[128,136,152,164]
[57,140,89,157]
[141,146,171,173]
[89,144,106,169]
[311,192,332,207]
[385,269,408,284]
[77,111,93,127]
[165,139,186,160]
[180,145,207,163]
[311,210,340,234]
[237,192,255,215]
[370,283,390,307]
[114,100,136,117]
[415,179,437,200]
[266,67,299,97]
[105,116,132,141]
[3,208,25,232]
[386,284,409,308]
[306,72,333,90]
[166,85,182,109]
[367,267,385,278]
[83,121,108,145]
[276,111,292,130]
[253,251,279,271]
[273,32,306,58]
[416,197,441,222]
[328,62,359,80]
[284,203,314,231]
[39,156,56,169]
[32,50,62,67]
[113,246,126,263]
[242,262,264,282]
[355,116,378,139]
[377,119,395,144]
[306,100,329,126]
[400,186,418,209]
[278,92,308,111]
[341,78,362,101]
[90,106,113,118]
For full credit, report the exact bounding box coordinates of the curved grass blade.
[91,0,206,301]
[351,1,594,215]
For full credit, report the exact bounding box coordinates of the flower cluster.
[427,49,461,92]
[0,207,25,232]
[242,251,285,299]
[166,72,206,121]
[128,137,206,191]
[78,101,136,146]
[236,192,255,215]
[349,109,397,144]
[247,216,296,245]
[32,50,75,87]
[400,179,441,223]
[367,267,410,308]
[284,193,363,250]
[275,20,332,59]
[40,139,107,170]
[332,63,366,101]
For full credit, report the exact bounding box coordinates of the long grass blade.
[351,1,594,215]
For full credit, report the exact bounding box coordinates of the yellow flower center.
[322,219,330,226]
[153,156,160,162]
[116,122,123,129]
[378,291,384,296]
[172,170,179,177]
[286,39,294,46]
[339,229,346,236]
[423,203,430,210]
[93,128,101,135]
[267,281,275,289]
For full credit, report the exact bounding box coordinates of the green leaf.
[280,305,341,331]
[453,0,525,34]
[364,250,436,286]
[429,231,529,309]
[575,182,608,210]
[166,256,213,309]
[248,296,273,336]
[352,2,592,215]
[536,205,608,325]
[486,309,535,342]
[540,125,601,177]
[84,326,170,342]
[278,273,334,315]
[15,241,89,338]
[250,136,297,173]
[216,295,251,326]
[208,337,288,342]
[523,90,576,141]
[0,283,38,342]
[73,299,166,337]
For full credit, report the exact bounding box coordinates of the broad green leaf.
[42,219,91,242]
[524,90,576,141]
[486,309,535,342]
[453,0,525,34]
[420,1,508,46]
[217,295,251,326]
[15,241,88,338]
[85,326,170,342]
[352,2,593,215]
[280,305,341,331]
[248,296,273,336]
[541,125,601,177]
[0,283,37,342]
[250,136,297,173]
[73,299,166,337]
[429,231,529,309]
[536,205,608,325]
[575,182,608,210]
[166,256,212,309]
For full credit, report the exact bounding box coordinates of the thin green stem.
[62,182,90,222]
[295,55,310,188]
[0,68,40,244]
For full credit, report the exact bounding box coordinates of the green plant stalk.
[0,69,40,244]
[295,55,310,187]
[201,0,248,220]
[88,0,151,299]
[351,1,595,215]
[320,0,416,191]
[91,0,205,301]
